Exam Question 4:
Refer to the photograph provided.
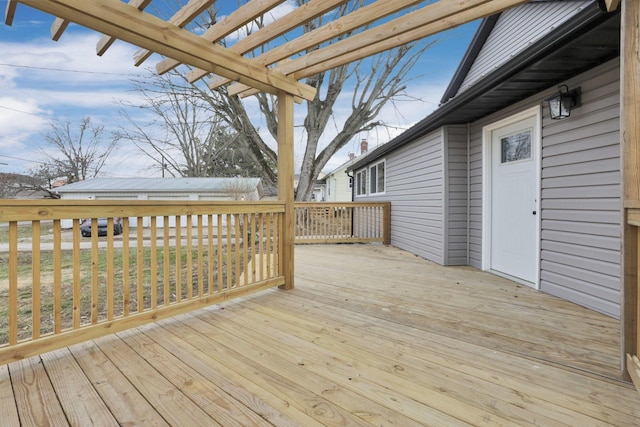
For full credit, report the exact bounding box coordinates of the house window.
[369,161,385,194]
[355,169,367,196]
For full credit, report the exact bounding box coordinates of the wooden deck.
[2,244,639,426]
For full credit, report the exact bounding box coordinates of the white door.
[488,114,539,286]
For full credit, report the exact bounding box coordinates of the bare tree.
[138,0,433,199]
[119,72,265,180]
[35,117,120,183]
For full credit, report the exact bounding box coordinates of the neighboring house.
[348,1,621,318]
[56,177,263,227]
[322,139,371,202]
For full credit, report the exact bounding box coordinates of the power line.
[0,154,45,164]
[0,62,139,77]
[0,104,56,120]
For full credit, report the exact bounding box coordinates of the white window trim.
[355,168,367,197]
[368,159,386,195]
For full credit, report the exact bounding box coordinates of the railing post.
[278,91,295,289]
[622,0,640,385]
[383,202,391,245]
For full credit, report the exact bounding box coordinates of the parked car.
[80,218,123,237]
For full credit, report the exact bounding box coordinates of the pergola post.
[621,0,640,384]
[277,91,295,289]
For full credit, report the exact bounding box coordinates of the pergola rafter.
[187,0,356,84]
[95,0,153,55]
[154,0,289,74]
[206,0,427,90]
[130,0,216,65]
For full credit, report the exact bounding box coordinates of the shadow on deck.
[2,244,639,426]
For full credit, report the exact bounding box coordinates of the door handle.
[532,211,537,215]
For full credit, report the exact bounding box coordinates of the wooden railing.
[294,202,390,245]
[0,200,283,365]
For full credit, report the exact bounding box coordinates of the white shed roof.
[55,178,262,194]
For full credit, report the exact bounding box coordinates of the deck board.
[5,244,640,426]
[10,356,68,426]
[0,364,20,427]
[68,341,170,427]
[40,348,118,426]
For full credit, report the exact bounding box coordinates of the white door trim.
[481,106,541,289]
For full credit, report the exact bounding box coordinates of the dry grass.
[0,244,244,344]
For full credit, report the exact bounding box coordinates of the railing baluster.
[72,219,81,328]
[32,221,41,339]
[207,214,214,295]
[216,214,222,293]
[150,216,157,310]
[267,213,273,279]
[198,215,204,297]
[278,212,283,276]
[123,218,131,316]
[107,218,114,321]
[163,216,170,306]
[259,213,265,282]
[243,213,249,287]
[234,214,240,288]
[175,216,182,302]
[251,213,257,283]
[226,214,232,291]
[8,222,18,345]
[137,217,144,312]
[187,215,193,300]
[91,219,99,325]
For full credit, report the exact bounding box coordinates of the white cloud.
[0,30,151,174]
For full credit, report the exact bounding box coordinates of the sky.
[0,0,479,178]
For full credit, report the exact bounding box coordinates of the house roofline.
[348,2,611,172]
[440,14,500,105]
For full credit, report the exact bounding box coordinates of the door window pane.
[501,130,531,163]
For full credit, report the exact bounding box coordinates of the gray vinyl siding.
[356,129,446,264]
[539,60,620,318]
[444,125,469,265]
[459,1,591,95]
[467,59,621,318]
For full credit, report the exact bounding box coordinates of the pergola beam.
[17,0,316,101]
[209,0,424,90]
[96,0,152,56]
[154,0,286,75]
[229,0,529,96]
[132,0,215,66]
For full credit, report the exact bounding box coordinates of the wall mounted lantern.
[545,85,581,120]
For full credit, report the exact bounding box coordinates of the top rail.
[0,199,285,221]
